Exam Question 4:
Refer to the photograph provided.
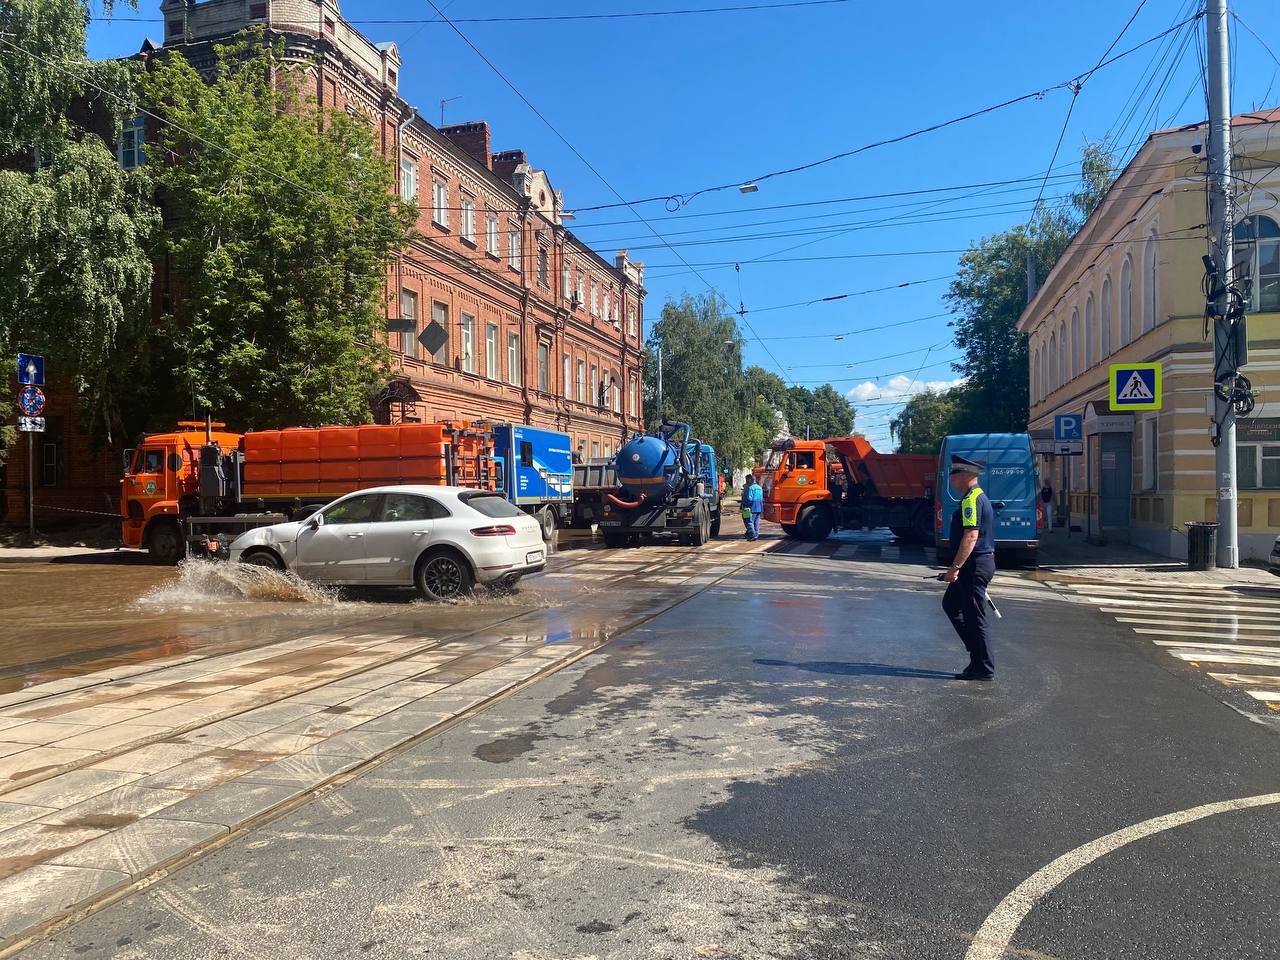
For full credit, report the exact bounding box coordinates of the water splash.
[135,559,338,611]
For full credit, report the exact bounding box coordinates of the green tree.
[138,33,416,429]
[782,383,856,441]
[0,0,158,457]
[944,141,1118,434]
[890,387,964,454]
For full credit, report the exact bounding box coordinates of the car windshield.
[460,492,523,518]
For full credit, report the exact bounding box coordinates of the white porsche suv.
[229,486,546,600]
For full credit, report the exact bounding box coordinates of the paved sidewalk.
[1035,528,1277,586]
[0,542,767,951]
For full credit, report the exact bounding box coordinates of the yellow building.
[1020,108,1280,560]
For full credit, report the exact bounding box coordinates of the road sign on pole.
[17,417,45,432]
[1054,414,1083,442]
[18,385,45,417]
[1109,363,1162,411]
[16,353,44,386]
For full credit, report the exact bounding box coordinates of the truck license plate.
[526,550,544,564]
[599,520,621,527]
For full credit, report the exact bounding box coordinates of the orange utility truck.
[761,436,938,542]
[121,419,495,562]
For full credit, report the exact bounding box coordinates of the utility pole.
[655,344,663,420]
[1207,0,1239,568]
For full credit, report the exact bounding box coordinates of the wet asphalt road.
[13,541,1280,959]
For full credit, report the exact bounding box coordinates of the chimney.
[490,149,527,186]
[439,121,492,171]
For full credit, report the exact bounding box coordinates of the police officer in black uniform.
[941,454,997,680]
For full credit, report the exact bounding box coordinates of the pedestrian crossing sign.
[1109,362,1162,410]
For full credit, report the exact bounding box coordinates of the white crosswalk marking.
[1047,577,1280,712]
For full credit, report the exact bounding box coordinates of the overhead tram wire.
[98,1,853,26]
[417,1,795,385]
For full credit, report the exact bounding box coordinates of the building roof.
[1149,105,1280,138]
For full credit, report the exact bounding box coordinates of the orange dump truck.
[121,419,495,562]
[761,436,938,542]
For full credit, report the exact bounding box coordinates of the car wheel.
[415,550,474,601]
[147,522,184,565]
[242,550,284,570]
[538,508,557,542]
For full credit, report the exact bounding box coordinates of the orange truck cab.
[121,420,497,562]
[762,436,938,542]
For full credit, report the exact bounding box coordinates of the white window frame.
[1084,293,1095,369]
[485,324,499,380]
[460,314,475,374]
[629,376,638,418]
[1100,276,1112,358]
[1119,257,1133,346]
[1236,441,1280,490]
[509,223,521,271]
[1141,233,1158,333]
[486,211,500,256]
[576,360,585,403]
[537,341,550,393]
[461,197,476,243]
[432,180,449,228]
[562,263,571,303]
[1234,215,1280,314]
[576,272,585,309]
[400,157,418,203]
[400,289,419,359]
[627,306,637,338]
[563,354,572,400]
[590,363,599,406]
[430,301,449,364]
[590,279,599,317]
[118,115,146,169]
[507,332,521,386]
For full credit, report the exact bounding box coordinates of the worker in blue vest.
[743,473,764,541]
[941,455,997,680]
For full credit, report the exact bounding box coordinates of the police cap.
[949,454,983,475]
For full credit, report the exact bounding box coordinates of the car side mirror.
[307,515,322,530]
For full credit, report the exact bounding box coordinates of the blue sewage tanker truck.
[569,421,721,548]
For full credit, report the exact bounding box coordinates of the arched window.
[1141,233,1158,333]
[1070,308,1080,380]
[1084,294,1096,369]
[1048,331,1057,392]
[1043,343,1050,395]
[1234,214,1280,313]
[1058,320,1067,388]
[1032,347,1039,402]
[1119,257,1133,346]
[1100,276,1113,358]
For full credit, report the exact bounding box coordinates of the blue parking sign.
[1054,414,1082,442]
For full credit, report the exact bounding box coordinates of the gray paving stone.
[0,768,142,809]
[37,784,190,827]
[239,752,364,787]
[308,728,417,757]
[0,800,57,832]
[47,817,224,878]
[0,864,129,942]
[352,706,455,734]
[150,781,304,830]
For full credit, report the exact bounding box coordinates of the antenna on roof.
[440,96,462,126]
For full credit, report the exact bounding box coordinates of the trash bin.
[1186,521,1219,571]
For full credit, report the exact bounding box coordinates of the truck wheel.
[538,508,557,542]
[692,503,710,547]
[709,511,721,539]
[415,550,474,602]
[147,522,184,565]
[795,505,833,542]
[780,523,798,538]
[910,506,934,544]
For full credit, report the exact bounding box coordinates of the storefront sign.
[1236,418,1280,444]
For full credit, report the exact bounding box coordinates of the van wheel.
[795,505,833,542]
[147,522,184,565]
[415,550,474,601]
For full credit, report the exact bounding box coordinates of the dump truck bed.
[827,437,937,499]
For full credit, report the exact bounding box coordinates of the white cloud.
[846,374,965,403]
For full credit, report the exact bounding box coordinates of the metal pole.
[1207,0,1239,568]
[656,344,663,421]
[27,430,34,539]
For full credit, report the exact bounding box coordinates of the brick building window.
[507,332,521,386]
[118,116,145,169]
[563,354,571,400]
[603,288,611,323]
[611,375,620,413]
[562,263,571,303]
[485,324,498,379]
[461,198,476,244]
[590,279,598,316]
[39,419,63,487]
[432,180,449,229]
[166,18,184,39]
[537,342,550,393]
[486,212,499,257]
[629,376,638,419]
[400,289,418,358]
[509,224,521,271]
[627,306,637,338]
[460,314,475,373]
[431,301,449,364]
[590,363,598,406]
[576,360,585,403]
[537,246,548,286]
[399,158,418,203]
[324,17,336,35]
[250,3,267,19]
[575,273,585,309]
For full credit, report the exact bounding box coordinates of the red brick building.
[3,0,644,526]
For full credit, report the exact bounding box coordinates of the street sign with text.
[18,416,44,433]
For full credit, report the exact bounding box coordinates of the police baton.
[922,573,1002,620]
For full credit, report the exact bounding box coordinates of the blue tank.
[614,422,697,504]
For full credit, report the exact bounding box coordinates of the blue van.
[935,434,1040,563]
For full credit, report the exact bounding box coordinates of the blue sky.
[87,0,1280,448]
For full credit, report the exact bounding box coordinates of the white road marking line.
[1117,616,1280,631]
[1080,593,1280,611]
[1102,607,1280,622]
[1246,690,1280,702]
[1208,672,1280,686]
[1152,639,1280,654]
[1134,627,1280,643]
[1169,652,1280,667]
[965,792,1280,960]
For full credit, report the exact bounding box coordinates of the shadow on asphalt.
[48,550,156,566]
[753,658,956,680]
